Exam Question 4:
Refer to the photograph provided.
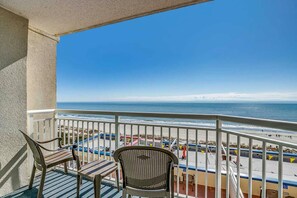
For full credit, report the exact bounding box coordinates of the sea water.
[57,102,297,133]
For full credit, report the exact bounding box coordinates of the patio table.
[77,159,119,198]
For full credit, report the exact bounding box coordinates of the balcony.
[18,109,297,197]
[3,170,122,198]
[4,169,228,198]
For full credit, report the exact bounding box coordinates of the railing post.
[248,138,253,198]
[226,133,230,198]
[27,113,34,179]
[262,141,267,198]
[215,118,222,198]
[114,115,121,186]
[50,111,55,150]
[115,115,120,149]
[278,145,283,198]
[54,112,58,148]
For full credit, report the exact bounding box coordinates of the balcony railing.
[27,109,297,198]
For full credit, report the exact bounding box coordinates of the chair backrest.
[19,130,45,165]
[113,146,178,191]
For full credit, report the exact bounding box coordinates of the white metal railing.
[27,109,297,198]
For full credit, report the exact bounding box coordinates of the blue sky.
[57,0,297,102]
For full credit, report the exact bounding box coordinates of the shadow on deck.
[3,169,257,198]
[3,170,121,198]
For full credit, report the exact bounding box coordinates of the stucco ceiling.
[0,0,208,36]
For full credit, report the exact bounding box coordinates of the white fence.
[27,109,297,198]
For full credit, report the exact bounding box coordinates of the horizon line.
[57,99,297,103]
[57,92,297,103]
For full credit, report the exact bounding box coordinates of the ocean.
[57,102,297,132]
[57,102,297,133]
[57,102,297,121]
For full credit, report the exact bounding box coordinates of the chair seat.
[44,149,73,168]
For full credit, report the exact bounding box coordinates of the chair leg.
[116,169,120,192]
[171,170,174,198]
[122,188,127,198]
[77,174,81,198]
[166,191,171,198]
[29,165,36,189]
[37,168,46,198]
[94,175,101,198]
[64,162,68,174]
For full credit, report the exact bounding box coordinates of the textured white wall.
[0,7,28,71]
[0,7,28,196]
[0,7,57,196]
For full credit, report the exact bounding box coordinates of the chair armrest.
[38,143,72,152]
[72,145,81,170]
[37,137,62,148]
[39,143,81,169]
[38,144,64,152]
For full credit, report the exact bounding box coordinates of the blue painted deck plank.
[3,170,122,198]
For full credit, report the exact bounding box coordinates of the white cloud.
[107,92,297,102]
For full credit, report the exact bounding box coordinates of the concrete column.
[0,7,57,196]
[26,29,58,176]
[27,30,57,111]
